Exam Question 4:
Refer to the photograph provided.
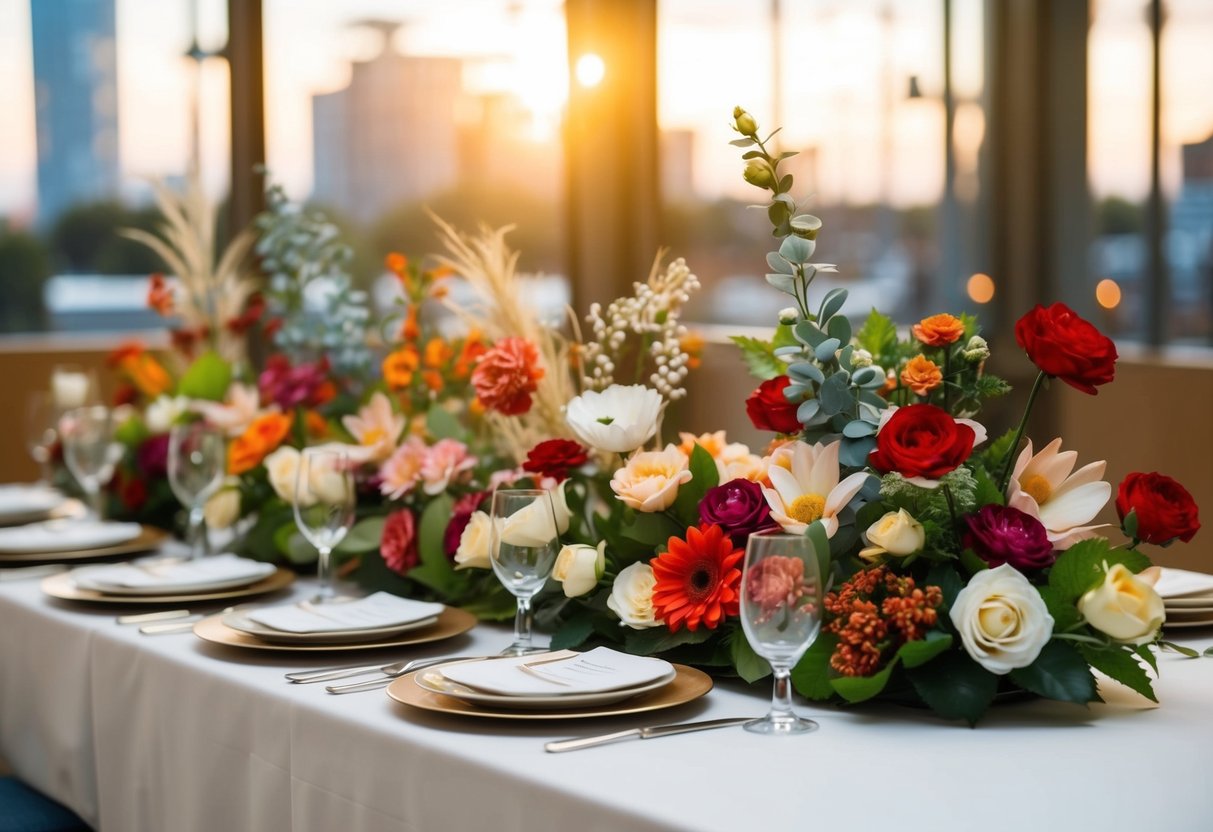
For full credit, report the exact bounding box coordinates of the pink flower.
[191,383,266,437]
[471,336,544,415]
[342,392,406,463]
[488,467,526,490]
[381,509,419,575]
[379,437,429,499]
[420,439,477,495]
[746,555,807,621]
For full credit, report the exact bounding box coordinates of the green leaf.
[779,235,812,264]
[924,563,965,610]
[620,510,682,549]
[818,371,852,415]
[551,613,597,650]
[855,309,897,358]
[730,633,772,683]
[425,406,467,441]
[1008,640,1098,704]
[418,494,456,567]
[766,251,793,275]
[907,651,999,725]
[672,444,719,526]
[335,515,386,554]
[819,288,848,323]
[1137,643,1160,672]
[177,351,232,402]
[729,137,755,147]
[1078,644,1158,703]
[623,624,714,655]
[730,335,784,380]
[274,525,317,565]
[826,314,852,346]
[772,322,799,349]
[805,520,831,581]
[791,633,839,701]
[897,631,953,668]
[1037,585,1082,632]
[830,660,897,703]
[981,428,1018,473]
[971,465,1005,508]
[814,338,841,363]
[1048,539,1152,604]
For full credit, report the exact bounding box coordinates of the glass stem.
[769,665,795,721]
[187,506,207,560]
[88,486,105,521]
[513,596,533,648]
[38,457,52,487]
[316,545,334,602]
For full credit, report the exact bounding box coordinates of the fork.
[324,648,558,695]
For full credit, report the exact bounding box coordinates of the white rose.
[454,511,496,570]
[606,562,663,629]
[145,395,190,433]
[949,564,1054,675]
[858,509,925,561]
[565,384,663,454]
[264,446,302,504]
[305,454,353,507]
[552,541,606,597]
[203,485,241,530]
[1078,563,1164,645]
[610,445,692,512]
[501,483,571,548]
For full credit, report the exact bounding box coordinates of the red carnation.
[381,509,419,575]
[1015,303,1117,395]
[869,404,975,481]
[522,439,589,482]
[1117,472,1201,545]
[745,375,802,434]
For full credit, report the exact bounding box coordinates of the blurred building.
[459,92,561,202]
[29,0,120,229]
[660,129,694,201]
[311,21,461,225]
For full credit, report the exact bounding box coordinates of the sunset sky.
[0,0,1211,222]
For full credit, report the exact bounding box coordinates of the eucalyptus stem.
[997,370,1048,493]
[942,347,952,411]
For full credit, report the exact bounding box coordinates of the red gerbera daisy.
[651,524,743,633]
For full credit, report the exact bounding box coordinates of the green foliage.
[730,632,772,683]
[406,494,466,599]
[671,444,719,526]
[178,351,232,401]
[791,633,839,701]
[623,624,714,655]
[855,309,898,362]
[49,200,166,274]
[550,612,597,651]
[336,516,386,554]
[1078,644,1158,703]
[907,651,999,725]
[1047,539,1152,604]
[0,230,50,332]
[730,334,785,380]
[1008,641,1098,705]
[982,429,1019,474]
[425,405,468,442]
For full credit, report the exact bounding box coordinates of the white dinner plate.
[1162,595,1213,610]
[220,609,441,644]
[413,658,679,710]
[0,485,65,525]
[0,519,142,553]
[70,560,277,596]
[1162,617,1213,629]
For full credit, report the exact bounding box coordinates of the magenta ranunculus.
[137,433,170,478]
[443,490,488,559]
[963,505,1055,571]
[699,478,778,546]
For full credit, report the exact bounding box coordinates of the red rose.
[381,509,419,575]
[1116,472,1201,545]
[522,439,588,482]
[1014,303,1118,395]
[745,376,801,434]
[869,404,975,480]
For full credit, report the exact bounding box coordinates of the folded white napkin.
[246,592,444,633]
[0,519,141,553]
[79,553,274,590]
[0,484,63,517]
[1155,567,1213,600]
[440,647,674,697]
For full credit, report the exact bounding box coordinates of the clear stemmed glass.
[293,448,356,603]
[489,488,561,656]
[60,405,117,520]
[740,532,824,735]
[24,391,60,486]
[168,422,226,560]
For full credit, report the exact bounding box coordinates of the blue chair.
[0,777,90,832]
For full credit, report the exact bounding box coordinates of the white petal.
[1052,460,1108,498]
[806,441,842,496]
[767,465,804,507]
[820,515,839,538]
[825,471,870,517]
[1039,481,1111,530]
[1007,440,1035,499]
[789,442,815,489]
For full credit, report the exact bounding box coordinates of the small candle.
[51,370,91,409]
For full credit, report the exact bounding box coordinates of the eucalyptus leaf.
[765,273,798,295]
[794,321,826,348]
[819,288,848,323]
[814,338,841,363]
[788,361,824,384]
[843,419,876,438]
[779,235,812,264]
[766,251,794,275]
[796,398,821,424]
[827,314,852,346]
[336,515,387,554]
[839,437,875,468]
[852,367,878,387]
[818,372,852,415]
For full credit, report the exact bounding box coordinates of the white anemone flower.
[1007,438,1110,549]
[761,440,870,537]
[565,384,663,454]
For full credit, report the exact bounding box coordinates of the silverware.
[117,609,193,625]
[323,650,557,694]
[139,616,203,635]
[286,660,411,685]
[0,564,67,582]
[544,717,751,753]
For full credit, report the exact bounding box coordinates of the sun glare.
[575,53,605,88]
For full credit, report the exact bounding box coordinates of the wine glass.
[739,532,824,735]
[490,488,561,656]
[60,405,118,521]
[293,448,356,603]
[168,422,226,560]
[24,391,60,486]
[50,364,99,411]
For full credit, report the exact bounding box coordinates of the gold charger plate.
[41,566,295,604]
[192,605,476,652]
[0,525,169,564]
[386,664,712,720]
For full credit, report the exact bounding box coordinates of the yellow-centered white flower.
[606,562,663,629]
[341,392,406,463]
[761,440,869,537]
[858,509,925,561]
[1007,438,1111,550]
[566,384,663,454]
[610,445,692,512]
[553,541,607,597]
[949,564,1054,675]
[1078,563,1164,645]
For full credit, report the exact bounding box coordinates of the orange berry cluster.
[824,566,943,678]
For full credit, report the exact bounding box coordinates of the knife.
[544,717,750,753]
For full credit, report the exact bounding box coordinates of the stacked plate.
[0,518,166,563]
[0,484,66,527]
[1157,568,1213,630]
[389,647,713,720]
[43,553,292,604]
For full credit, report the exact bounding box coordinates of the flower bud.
[778,307,799,325]
[852,348,874,368]
[733,106,758,136]
[961,335,990,363]
[743,160,774,189]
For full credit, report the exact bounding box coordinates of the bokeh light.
[575,53,605,87]
[967,273,995,304]
[1095,278,1121,309]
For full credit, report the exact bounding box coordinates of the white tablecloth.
[2,573,1213,832]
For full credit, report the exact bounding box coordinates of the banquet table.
[2,573,1212,832]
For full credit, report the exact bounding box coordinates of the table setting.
[2,106,1211,832]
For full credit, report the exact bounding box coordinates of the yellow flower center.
[788,493,826,525]
[1022,474,1053,505]
[361,427,386,447]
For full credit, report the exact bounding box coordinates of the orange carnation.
[147,273,174,316]
[912,313,965,347]
[122,352,172,398]
[901,355,943,397]
[228,412,293,475]
[470,336,544,416]
[383,346,420,390]
[305,410,329,438]
[423,338,453,369]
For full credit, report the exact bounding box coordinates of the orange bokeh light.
[1095,278,1121,309]
[967,273,995,304]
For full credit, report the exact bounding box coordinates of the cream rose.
[1078,563,1165,645]
[501,483,571,548]
[454,511,496,570]
[949,564,1054,674]
[858,509,925,561]
[264,446,302,504]
[610,445,692,512]
[145,395,190,433]
[304,453,353,507]
[606,562,662,629]
[202,485,241,530]
[552,541,606,597]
